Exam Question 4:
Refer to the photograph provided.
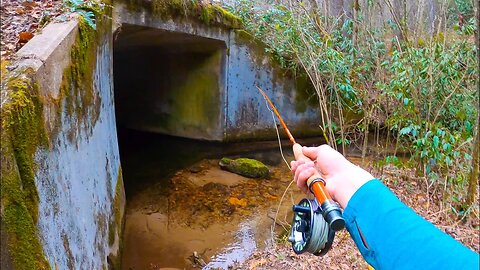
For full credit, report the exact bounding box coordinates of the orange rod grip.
[311,181,332,204]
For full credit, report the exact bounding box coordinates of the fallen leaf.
[22,0,38,9]
[248,258,266,269]
[228,197,247,207]
[19,32,34,43]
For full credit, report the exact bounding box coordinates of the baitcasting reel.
[288,198,345,256]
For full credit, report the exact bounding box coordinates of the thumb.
[302,146,319,160]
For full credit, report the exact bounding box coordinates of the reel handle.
[293,144,345,231]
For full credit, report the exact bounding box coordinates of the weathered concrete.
[1,15,124,269]
[224,30,320,140]
[113,1,322,141]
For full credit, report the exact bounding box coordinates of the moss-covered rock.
[219,157,270,178]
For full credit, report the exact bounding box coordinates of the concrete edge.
[113,2,231,43]
[14,19,79,101]
[16,19,79,69]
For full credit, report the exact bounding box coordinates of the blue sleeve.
[343,179,479,270]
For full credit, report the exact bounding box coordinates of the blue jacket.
[343,179,479,269]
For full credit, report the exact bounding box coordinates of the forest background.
[223,0,479,267]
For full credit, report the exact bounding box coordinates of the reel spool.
[288,198,340,256]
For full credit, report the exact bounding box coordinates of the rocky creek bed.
[118,130,479,270]
[118,129,305,269]
[122,157,300,269]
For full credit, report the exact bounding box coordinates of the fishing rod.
[257,85,345,256]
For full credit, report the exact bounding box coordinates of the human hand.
[291,145,374,208]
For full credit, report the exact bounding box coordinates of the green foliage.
[228,0,478,201]
[380,39,477,180]
[64,0,104,29]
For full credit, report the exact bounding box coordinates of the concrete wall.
[1,15,125,269]
[113,1,322,141]
[225,30,321,140]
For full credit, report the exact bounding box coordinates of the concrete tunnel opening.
[113,24,229,197]
[113,24,227,143]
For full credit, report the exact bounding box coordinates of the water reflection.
[118,129,304,269]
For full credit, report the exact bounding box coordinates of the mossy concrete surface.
[107,168,126,270]
[225,29,322,141]
[219,157,270,178]
[1,70,50,270]
[1,11,124,270]
[114,41,225,140]
[121,0,242,29]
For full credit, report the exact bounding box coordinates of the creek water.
[118,129,308,270]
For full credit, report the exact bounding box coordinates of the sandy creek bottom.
[118,129,311,270]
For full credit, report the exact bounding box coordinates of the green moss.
[171,52,220,130]
[108,169,123,246]
[107,167,125,269]
[294,74,318,113]
[139,51,222,137]
[125,0,242,29]
[1,59,9,81]
[1,70,50,269]
[200,4,242,28]
[219,157,270,178]
[58,18,101,143]
[113,168,124,232]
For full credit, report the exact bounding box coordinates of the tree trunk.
[467,0,480,206]
[466,109,479,205]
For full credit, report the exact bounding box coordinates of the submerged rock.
[219,157,270,178]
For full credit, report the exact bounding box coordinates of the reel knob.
[320,200,345,232]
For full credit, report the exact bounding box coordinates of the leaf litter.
[232,162,479,270]
[1,0,64,60]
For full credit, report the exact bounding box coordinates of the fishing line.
[262,97,295,240]
[307,210,329,253]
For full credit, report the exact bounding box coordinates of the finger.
[290,159,306,174]
[290,160,296,171]
[302,146,321,160]
[296,167,317,194]
[294,161,315,185]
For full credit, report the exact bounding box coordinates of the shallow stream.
[118,129,308,269]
